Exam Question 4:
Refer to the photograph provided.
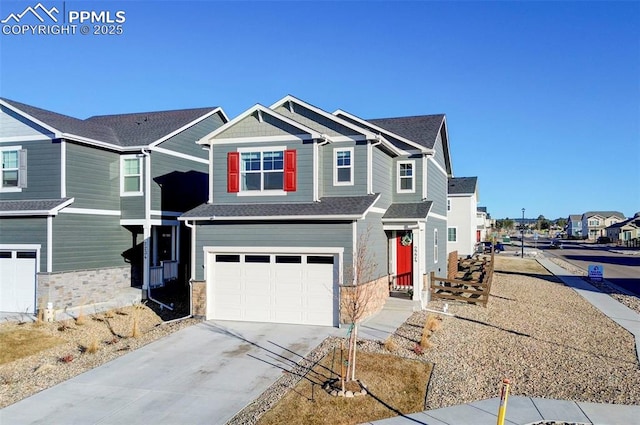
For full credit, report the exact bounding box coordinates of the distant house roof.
[477,206,487,213]
[0,198,74,216]
[582,211,626,220]
[1,98,222,149]
[448,177,478,195]
[382,201,433,220]
[368,115,445,150]
[568,214,582,221]
[180,194,380,220]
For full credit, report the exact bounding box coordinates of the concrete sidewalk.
[369,255,640,425]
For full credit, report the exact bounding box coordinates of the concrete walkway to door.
[0,320,344,425]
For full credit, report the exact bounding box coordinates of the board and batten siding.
[150,151,208,213]
[157,114,225,157]
[0,105,54,139]
[53,213,130,272]
[66,142,120,210]
[211,140,314,204]
[194,221,353,281]
[320,142,369,197]
[0,217,48,271]
[0,139,60,201]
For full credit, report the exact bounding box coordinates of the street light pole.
[521,208,525,257]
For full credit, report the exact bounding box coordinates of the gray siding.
[53,213,130,272]
[66,142,120,210]
[427,136,449,217]
[356,213,389,280]
[211,140,314,204]
[216,113,305,139]
[120,196,145,220]
[0,106,53,138]
[320,142,369,197]
[274,105,361,137]
[425,217,447,276]
[159,114,225,157]
[0,217,48,272]
[150,151,208,213]
[371,149,393,208]
[194,221,353,281]
[433,132,446,168]
[0,139,61,201]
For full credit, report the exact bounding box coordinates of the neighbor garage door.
[208,252,336,326]
[0,250,37,313]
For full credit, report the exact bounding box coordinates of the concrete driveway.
[0,320,344,425]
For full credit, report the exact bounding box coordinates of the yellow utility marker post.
[496,378,511,425]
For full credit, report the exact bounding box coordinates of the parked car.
[596,236,611,244]
[549,239,563,249]
[480,241,504,253]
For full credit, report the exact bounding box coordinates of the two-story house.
[566,214,583,238]
[0,98,227,314]
[606,213,640,245]
[581,211,626,241]
[447,177,479,257]
[180,95,452,327]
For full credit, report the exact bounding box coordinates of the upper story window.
[447,199,451,211]
[397,160,415,193]
[228,147,296,195]
[447,227,457,242]
[121,155,143,196]
[588,219,599,226]
[333,147,353,186]
[1,146,26,192]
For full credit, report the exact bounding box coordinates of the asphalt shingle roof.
[368,115,445,150]
[382,201,433,220]
[1,98,218,148]
[0,198,72,215]
[448,177,477,195]
[181,194,380,219]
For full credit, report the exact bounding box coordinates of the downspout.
[141,148,174,311]
[184,219,197,318]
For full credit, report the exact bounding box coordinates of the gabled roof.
[1,98,224,150]
[448,177,478,195]
[568,214,582,221]
[382,201,433,220]
[180,194,380,220]
[368,115,445,150]
[0,198,74,216]
[582,211,626,220]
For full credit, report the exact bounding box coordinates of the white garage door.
[0,250,37,313]
[209,252,336,326]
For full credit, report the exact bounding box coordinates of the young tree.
[341,228,378,383]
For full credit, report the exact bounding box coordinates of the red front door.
[396,232,413,287]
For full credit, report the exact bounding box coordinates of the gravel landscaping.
[230,256,640,424]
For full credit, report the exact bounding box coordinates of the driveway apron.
[0,320,343,425]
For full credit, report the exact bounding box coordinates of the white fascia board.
[150,146,208,164]
[428,211,448,221]
[149,107,227,148]
[428,155,448,177]
[361,194,382,217]
[0,99,62,138]
[382,217,427,223]
[0,135,53,143]
[271,95,379,140]
[182,214,364,221]
[199,104,323,144]
[448,193,474,198]
[61,207,120,216]
[210,135,313,145]
[334,109,434,154]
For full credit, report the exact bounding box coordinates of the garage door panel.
[0,251,36,313]
[209,251,336,326]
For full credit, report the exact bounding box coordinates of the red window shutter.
[284,149,297,192]
[227,152,239,193]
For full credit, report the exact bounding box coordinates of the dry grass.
[0,327,65,365]
[256,350,433,425]
[493,256,553,275]
[383,337,399,352]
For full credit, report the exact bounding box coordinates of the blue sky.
[1,1,638,220]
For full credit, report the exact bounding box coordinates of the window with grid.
[241,150,284,191]
[397,160,415,193]
[334,148,353,185]
[121,156,142,195]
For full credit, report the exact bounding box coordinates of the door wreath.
[401,232,412,246]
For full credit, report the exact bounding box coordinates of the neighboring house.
[566,214,583,238]
[477,206,492,243]
[0,98,227,314]
[447,177,478,257]
[606,213,640,244]
[181,95,453,326]
[581,211,626,241]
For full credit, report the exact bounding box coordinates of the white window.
[333,147,353,185]
[121,155,143,196]
[447,199,451,211]
[434,228,438,263]
[397,160,415,193]
[447,227,457,242]
[1,146,26,192]
[240,147,284,193]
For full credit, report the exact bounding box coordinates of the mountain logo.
[1,3,59,24]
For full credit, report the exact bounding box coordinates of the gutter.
[184,220,197,318]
